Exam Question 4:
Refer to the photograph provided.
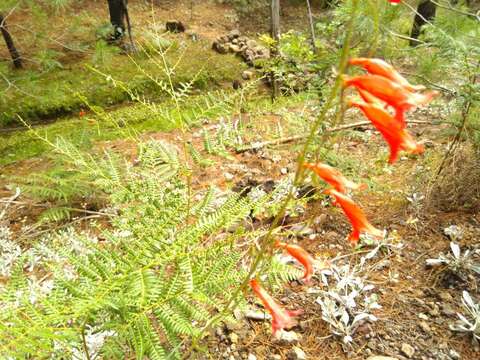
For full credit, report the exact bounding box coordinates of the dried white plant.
[315,263,380,346]
[450,291,480,350]
[426,242,480,275]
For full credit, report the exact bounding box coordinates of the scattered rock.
[441,303,456,317]
[401,343,415,358]
[246,40,257,48]
[229,44,242,53]
[275,330,301,344]
[225,320,242,332]
[247,354,257,360]
[224,172,235,181]
[212,31,270,66]
[165,20,185,33]
[228,29,241,39]
[439,292,453,302]
[229,333,239,344]
[418,313,429,320]
[419,321,431,333]
[212,40,229,54]
[287,346,306,360]
[245,310,271,321]
[429,304,440,317]
[242,70,254,80]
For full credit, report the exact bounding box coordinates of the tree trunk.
[0,14,22,69]
[410,0,437,47]
[107,0,126,40]
[271,0,281,100]
[306,0,317,52]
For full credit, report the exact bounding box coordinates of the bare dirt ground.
[0,0,321,66]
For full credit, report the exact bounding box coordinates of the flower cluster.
[345,58,437,164]
[249,58,436,337]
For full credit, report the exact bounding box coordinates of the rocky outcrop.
[212,30,270,66]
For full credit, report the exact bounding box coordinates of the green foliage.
[0,41,242,128]
[0,138,282,358]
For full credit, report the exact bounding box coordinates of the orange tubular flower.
[275,241,315,283]
[324,189,383,244]
[349,100,424,164]
[357,88,383,105]
[349,58,425,92]
[249,279,303,336]
[343,74,438,115]
[304,162,366,194]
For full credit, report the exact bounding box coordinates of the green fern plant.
[0,138,295,359]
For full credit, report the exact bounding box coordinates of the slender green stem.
[81,322,92,360]
[189,0,360,353]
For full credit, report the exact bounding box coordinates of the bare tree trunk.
[306,0,317,52]
[271,0,281,100]
[410,0,437,47]
[0,14,22,69]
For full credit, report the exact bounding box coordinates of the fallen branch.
[401,72,456,95]
[235,120,435,153]
[0,187,20,220]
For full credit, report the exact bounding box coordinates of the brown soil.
[1,0,324,69]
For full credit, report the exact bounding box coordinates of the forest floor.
[2,90,479,359]
[1,1,479,360]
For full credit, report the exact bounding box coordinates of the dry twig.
[236,119,434,153]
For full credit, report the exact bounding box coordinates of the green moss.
[0,40,243,128]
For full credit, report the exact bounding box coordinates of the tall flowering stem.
[190,0,362,346]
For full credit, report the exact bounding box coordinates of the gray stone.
[229,332,239,344]
[213,41,228,54]
[439,292,453,302]
[276,330,301,343]
[225,320,242,332]
[229,44,242,53]
[246,39,258,48]
[418,313,429,320]
[245,310,271,321]
[419,321,431,333]
[287,346,306,360]
[401,343,415,358]
[441,304,456,317]
[228,29,241,39]
[242,70,254,80]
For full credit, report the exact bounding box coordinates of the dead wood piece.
[235,120,434,153]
